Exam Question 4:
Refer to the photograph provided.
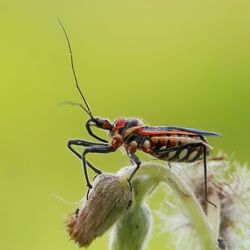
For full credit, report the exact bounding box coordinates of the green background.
[1,0,250,249]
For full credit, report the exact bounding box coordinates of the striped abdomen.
[141,134,210,162]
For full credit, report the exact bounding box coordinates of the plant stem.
[133,163,217,250]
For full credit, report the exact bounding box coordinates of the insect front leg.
[68,140,111,196]
[67,139,108,175]
[82,145,117,193]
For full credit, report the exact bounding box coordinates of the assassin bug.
[59,20,221,205]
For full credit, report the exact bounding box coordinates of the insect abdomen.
[148,135,209,162]
[159,146,207,162]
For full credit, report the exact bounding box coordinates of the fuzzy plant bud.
[66,173,133,247]
[65,158,250,250]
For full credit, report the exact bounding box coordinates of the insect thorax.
[110,118,144,137]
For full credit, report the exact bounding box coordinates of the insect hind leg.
[202,145,217,209]
[157,142,216,209]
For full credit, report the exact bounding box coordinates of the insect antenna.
[58,19,94,119]
[58,100,91,115]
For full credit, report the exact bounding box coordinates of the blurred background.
[1,0,250,249]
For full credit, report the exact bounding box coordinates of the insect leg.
[217,237,226,249]
[202,145,216,208]
[125,153,141,207]
[67,139,107,174]
[127,153,141,190]
[82,145,116,192]
[68,139,111,197]
[68,142,100,189]
[203,145,208,203]
[156,143,215,208]
[68,139,108,147]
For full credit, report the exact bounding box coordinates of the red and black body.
[59,20,221,206]
[110,118,216,163]
[68,117,221,203]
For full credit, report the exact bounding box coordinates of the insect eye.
[103,120,112,130]
[115,119,126,128]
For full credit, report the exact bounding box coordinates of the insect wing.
[164,126,221,137]
[138,126,221,137]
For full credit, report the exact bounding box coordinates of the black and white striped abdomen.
[148,134,211,163]
[156,144,210,162]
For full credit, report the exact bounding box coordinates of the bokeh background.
[1,0,250,249]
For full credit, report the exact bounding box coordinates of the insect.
[59,20,221,205]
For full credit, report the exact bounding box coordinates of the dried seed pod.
[66,174,133,247]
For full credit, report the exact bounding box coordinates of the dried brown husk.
[66,174,132,247]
